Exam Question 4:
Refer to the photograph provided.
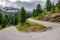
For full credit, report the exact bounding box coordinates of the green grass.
[16,24,27,31]
[32,11,52,20]
[26,20,46,29]
[32,10,60,24]
[0,25,2,30]
[16,19,46,32]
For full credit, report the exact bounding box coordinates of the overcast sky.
[0,0,46,2]
[0,0,57,6]
[0,0,58,11]
[0,0,45,6]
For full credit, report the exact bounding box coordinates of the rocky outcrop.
[38,12,60,22]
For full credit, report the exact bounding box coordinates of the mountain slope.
[38,11,60,22]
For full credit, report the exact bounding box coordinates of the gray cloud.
[0,0,58,11]
[0,0,9,2]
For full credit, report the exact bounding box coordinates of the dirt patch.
[38,12,60,22]
[24,25,52,32]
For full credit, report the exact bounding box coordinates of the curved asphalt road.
[0,18,60,40]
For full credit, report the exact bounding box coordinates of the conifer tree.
[57,0,60,10]
[33,9,36,17]
[45,0,51,11]
[36,4,42,16]
[51,3,55,10]
[20,7,27,24]
[13,13,18,25]
[0,12,2,25]
[2,13,8,27]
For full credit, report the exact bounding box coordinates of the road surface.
[0,18,60,40]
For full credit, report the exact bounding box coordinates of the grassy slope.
[16,20,46,32]
[33,10,60,23]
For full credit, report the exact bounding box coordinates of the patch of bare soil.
[38,12,60,22]
[24,25,52,32]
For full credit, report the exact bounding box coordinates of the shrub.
[16,24,27,31]
[0,25,2,30]
[16,19,46,32]
[26,20,46,29]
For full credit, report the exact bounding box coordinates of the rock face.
[39,12,60,22]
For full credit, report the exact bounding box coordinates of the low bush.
[16,24,27,31]
[0,25,2,30]
[26,20,46,29]
[16,20,46,32]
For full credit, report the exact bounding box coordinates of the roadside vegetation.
[0,12,8,30]
[15,7,47,32]
[32,0,60,22]
[16,20,47,32]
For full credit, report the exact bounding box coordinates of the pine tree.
[26,13,29,18]
[57,0,60,10]
[0,12,2,25]
[2,13,8,27]
[51,3,55,10]
[19,7,27,24]
[13,13,18,25]
[45,0,51,11]
[36,4,42,16]
[33,9,36,17]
